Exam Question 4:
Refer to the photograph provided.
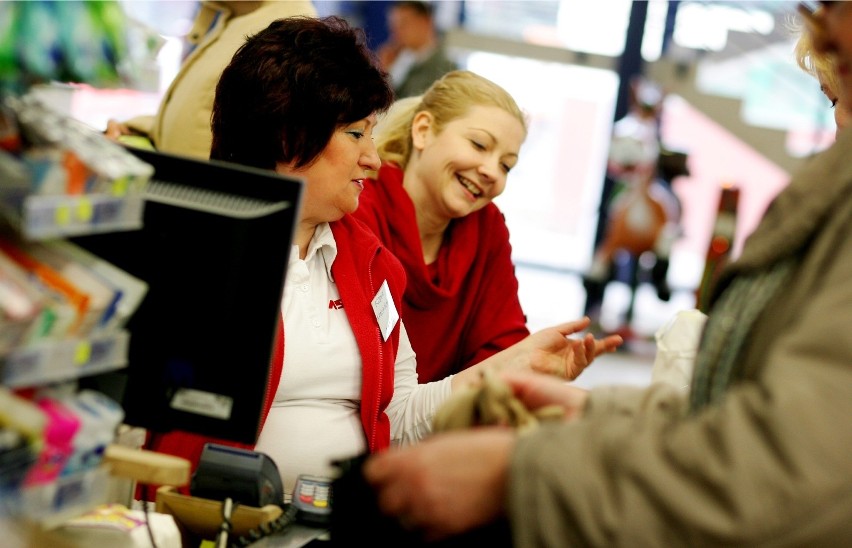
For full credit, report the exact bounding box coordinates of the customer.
[363,2,852,544]
[105,0,316,158]
[354,71,623,383]
[794,14,850,136]
[376,1,458,99]
[146,16,618,498]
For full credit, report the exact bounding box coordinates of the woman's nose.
[477,158,501,182]
[361,142,381,171]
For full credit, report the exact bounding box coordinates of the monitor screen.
[73,147,303,445]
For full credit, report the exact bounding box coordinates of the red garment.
[353,162,529,383]
[142,215,405,498]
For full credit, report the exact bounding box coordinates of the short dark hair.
[210,16,394,170]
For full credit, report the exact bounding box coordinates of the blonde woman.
[354,70,623,383]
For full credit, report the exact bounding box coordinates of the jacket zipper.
[368,250,383,452]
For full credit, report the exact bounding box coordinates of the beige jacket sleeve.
[148,1,317,159]
[507,184,852,546]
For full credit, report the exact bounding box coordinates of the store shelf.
[1,330,129,388]
[16,465,111,529]
[0,191,145,241]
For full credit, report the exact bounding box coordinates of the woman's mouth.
[457,175,482,198]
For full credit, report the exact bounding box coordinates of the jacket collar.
[732,128,852,272]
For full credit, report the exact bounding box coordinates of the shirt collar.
[297,222,337,281]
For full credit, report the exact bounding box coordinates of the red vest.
[142,215,406,497]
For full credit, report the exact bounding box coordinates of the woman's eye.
[502,163,512,173]
[830,99,838,109]
[348,131,365,139]
[470,140,486,150]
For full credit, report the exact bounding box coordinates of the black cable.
[143,483,159,548]
[229,503,298,548]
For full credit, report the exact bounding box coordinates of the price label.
[55,204,71,225]
[74,341,92,365]
[76,198,93,222]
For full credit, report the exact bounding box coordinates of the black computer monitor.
[73,147,303,445]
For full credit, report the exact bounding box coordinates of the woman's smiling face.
[277,114,381,225]
[408,105,526,221]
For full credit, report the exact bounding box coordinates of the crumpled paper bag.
[651,308,708,391]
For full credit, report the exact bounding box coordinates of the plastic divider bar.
[0,193,145,240]
[17,465,111,529]
[1,330,129,387]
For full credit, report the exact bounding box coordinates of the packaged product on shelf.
[0,387,45,493]
[0,426,36,499]
[42,239,148,331]
[0,102,23,153]
[23,397,80,487]
[0,236,87,340]
[0,95,152,240]
[4,94,153,196]
[0,386,45,443]
[0,148,30,211]
[0,247,45,355]
[24,240,118,336]
[58,389,124,477]
[0,0,128,92]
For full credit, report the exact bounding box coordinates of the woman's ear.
[410,111,434,151]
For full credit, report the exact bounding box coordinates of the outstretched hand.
[452,317,622,391]
[518,316,623,380]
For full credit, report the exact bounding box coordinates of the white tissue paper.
[651,308,708,391]
[53,503,181,548]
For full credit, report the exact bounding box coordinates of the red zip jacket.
[143,215,406,497]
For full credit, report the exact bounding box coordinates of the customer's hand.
[502,371,590,421]
[364,427,516,541]
[104,119,132,141]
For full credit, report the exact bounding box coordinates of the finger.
[363,452,395,485]
[551,316,592,337]
[594,334,623,355]
[604,334,624,352]
[576,337,590,367]
[565,341,587,379]
[572,336,595,378]
[584,333,597,361]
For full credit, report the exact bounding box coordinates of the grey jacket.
[509,127,852,547]
[393,44,458,99]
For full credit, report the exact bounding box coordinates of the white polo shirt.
[254,223,450,497]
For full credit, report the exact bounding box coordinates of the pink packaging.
[23,398,81,486]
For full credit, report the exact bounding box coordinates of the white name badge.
[371,279,399,342]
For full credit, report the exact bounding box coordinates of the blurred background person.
[376,1,458,99]
[105,0,317,158]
